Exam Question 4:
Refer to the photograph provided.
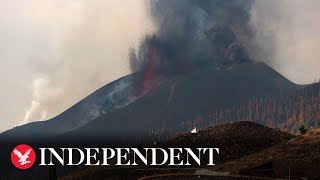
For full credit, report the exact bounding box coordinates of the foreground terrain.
[59,121,320,180]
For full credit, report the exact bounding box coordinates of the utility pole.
[288,167,291,180]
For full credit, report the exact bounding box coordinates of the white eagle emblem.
[13,148,32,165]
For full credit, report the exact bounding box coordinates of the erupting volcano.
[137,43,158,96]
[129,0,254,96]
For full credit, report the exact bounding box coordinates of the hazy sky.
[0,1,320,132]
[250,0,320,84]
[0,0,154,132]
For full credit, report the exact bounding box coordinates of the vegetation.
[185,80,320,133]
[299,125,307,134]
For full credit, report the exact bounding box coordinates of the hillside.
[60,122,320,179]
[62,62,297,142]
[0,73,149,141]
[161,121,294,162]
[5,122,318,179]
[212,128,320,178]
[0,62,297,143]
[192,80,320,133]
[59,121,295,180]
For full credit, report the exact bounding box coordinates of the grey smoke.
[20,0,155,125]
[249,0,320,84]
[130,0,253,79]
[0,0,154,131]
[1,0,320,132]
[132,0,320,84]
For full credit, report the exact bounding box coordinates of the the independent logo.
[11,144,36,170]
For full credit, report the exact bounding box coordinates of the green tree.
[299,124,307,135]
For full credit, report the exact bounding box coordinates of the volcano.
[0,73,156,141]
[0,62,298,143]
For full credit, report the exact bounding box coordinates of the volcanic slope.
[0,73,148,141]
[64,62,298,141]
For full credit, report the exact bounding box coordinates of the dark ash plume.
[130,0,254,93]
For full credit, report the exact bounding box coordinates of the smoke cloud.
[0,0,154,130]
[2,0,320,131]
[131,0,320,90]
[130,0,253,94]
[249,0,320,84]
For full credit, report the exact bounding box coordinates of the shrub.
[299,125,307,135]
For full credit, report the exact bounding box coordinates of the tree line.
[184,80,320,133]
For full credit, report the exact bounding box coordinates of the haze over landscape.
[0,0,320,132]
